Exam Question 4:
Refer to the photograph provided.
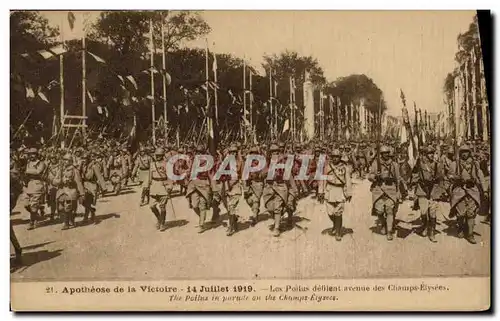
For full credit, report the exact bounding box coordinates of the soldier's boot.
[211,205,220,223]
[428,217,437,243]
[386,214,394,241]
[249,205,259,227]
[61,213,70,230]
[421,215,428,237]
[69,211,76,227]
[198,209,208,233]
[379,216,387,235]
[159,209,167,231]
[286,210,294,228]
[226,215,237,236]
[49,204,56,221]
[457,217,465,239]
[272,214,281,237]
[150,206,161,229]
[466,218,477,244]
[83,208,90,222]
[88,206,96,223]
[115,183,122,196]
[328,215,337,236]
[27,211,37,230]
[140,189,146,206]
[334,216,342,241]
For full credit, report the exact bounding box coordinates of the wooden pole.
[161,15,168,143]
[59,15,65,148]
[149,18,156,146]
[82,27,87,137]
[269,68,273,140]
[243,60,247,144]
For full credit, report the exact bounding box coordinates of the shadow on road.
[10,248,63,273]
[22,241,55,251]
[11,217,30,226]
[162,219,189,231]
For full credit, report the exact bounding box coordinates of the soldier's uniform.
[244,145,265,226]
[81,150,107,223]
[121,147,133,187]
[355,143,368,179]
[262,144,290,237]
[186,145,213,233]
[24,148,47,230]
[57,153,85,230]
[368,146,402,241]
[174,147,189,195]
[448,144,488,244]
[10,159,23,262]
[439,147,455,201]
[107,149,128,195]
[132,146,152,206]
[45,152,62,221]
[410,146,445,242]
[318,148,352,241]
[144,147,174,231]
[220,144,243,236]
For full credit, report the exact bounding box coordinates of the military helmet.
[269,144,279,152]
[155,147,165,155]
[195,145,206,153]
[62,153,72,161]
[459,144,471,152]
[228,144,238,152]
[380,146,390,154]
[427,145,436,153]
[331,149,341,157]
[249,145,259,153]
[27,147,38,154]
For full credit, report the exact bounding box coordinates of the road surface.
[10,179,491,281]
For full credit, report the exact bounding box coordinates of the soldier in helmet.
[106,148,127,195]
[368,145,402,241]
[186,145,213,233]
[448,144,488,244]
[144,147,173,231]
[45,151,63,221]
[174,146,189,196]
[318,148,352,241]
[57,153,85,230]
[120,146,133,187]
[24,147,47,230]
[410,146,445,242]
[244,145,265,226]
[219,144,243,236]
[132,145,152,206]
[262,143,290,237]
[81,149,107,223]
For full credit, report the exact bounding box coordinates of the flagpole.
[269,68,273,140]
[82,20,87,137]
[149,18,156,146]
[249,69,253,142]
[205,38,212,151]
[289,76,292,141]
[213,45,218,123]
[59,15,65,148]
[243,60,247,144]
[161,14,168,143]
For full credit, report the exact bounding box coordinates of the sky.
[41,10,476,117]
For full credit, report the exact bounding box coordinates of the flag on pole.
[282,119,290,133]
[87,90,95,103]
[37,91,49,103]
[67,12,76,31]
[25,85,35,99]
[88,51,106,64]
[126,75,138,90]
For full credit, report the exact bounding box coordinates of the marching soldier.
[11,155,23,263]
[121,146,133,187]
[144,147,174,231]
[24,147,47,230]
[262,143,290,237]
[410,146,445,243]
[107,148,127,195]
[186,145,213,233]
[81,150,107,223]
[368,145,402,241]
[440,146,455,201]
[45,151,62,221]
[448,144,488,244]
[244,145,265,227]
[221,144,243,236]
[174,146,189,195]
[132,146,152,206]
[354,142,368,179]
[318,148,352,241]
[57,153,85,230]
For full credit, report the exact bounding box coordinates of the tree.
[89,11,210,56]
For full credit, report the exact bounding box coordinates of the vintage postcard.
[10,10,491,311]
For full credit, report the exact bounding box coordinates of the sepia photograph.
[9,9,491,311]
